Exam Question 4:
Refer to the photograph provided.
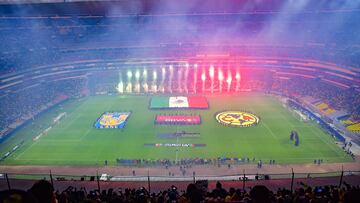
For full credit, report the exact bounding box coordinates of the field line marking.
[59,99,90,130]
[13,100,88,160]
[277,109,322,157]
[79,127,93,141]
[248,105,278,140]
[261,121,279,140]
[14,155,346,162]
[61,111,84,130]
[175,110,180,162]
[175,137,179,163]
[14,141,37,160]
[278,109,298,127]
[57,100,86,129]
[14,157,100,162]
[280,102,343,158]
[307,126,344,157]
[35,140,81,143]
[284,103,343,158]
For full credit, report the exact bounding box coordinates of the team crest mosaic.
[94,112,131,129]
[215,111,260,127]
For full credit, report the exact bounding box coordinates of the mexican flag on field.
[150,96,208,109]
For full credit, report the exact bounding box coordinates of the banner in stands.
[94,112,131,129]
[150,96,208,109]
[155,115,201,125]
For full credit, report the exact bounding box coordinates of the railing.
[1,170,359,192]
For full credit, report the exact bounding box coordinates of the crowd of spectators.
[272,77,360,121]
[1,10,360,74]
[1,179,359,203]
[0,78,86,136]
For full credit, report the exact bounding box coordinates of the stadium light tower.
[127,70,133,80]
[227,73,232,93]
[135,70,140,93]
[126,70,133,93]
[193,64,198,93]
[161,66,166,81]
[153,70,157,80]
[117,81,124,94]
[184,63,189,93]
[235,71,241,92]
[218,70,224,93]
[135,70,140,80]
[126,83,132,93]
[169,65,174,93]
[160,66,166,93]
[142,68,148,93]
[143,69,148,78]
[209,65,214,93]
[218,70,224,81]
[152,70,157,93]
[177,67,183,93]
[235,72,240,80]
[201,72,206,92]
[209,65,214,78]
[143,83,148,93]
[169,64,174,72]
[117,72,124,93]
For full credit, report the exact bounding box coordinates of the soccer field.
[1,93,352,166]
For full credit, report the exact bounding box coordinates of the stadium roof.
[0,0,99,4]
[1,0,360,17]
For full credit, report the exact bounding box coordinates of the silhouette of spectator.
[28,180,57,203]
[186,183,203,203]
[0,189,37,203]
[250,185,270,203]
[212,181,228,199]
[344,189,360,203]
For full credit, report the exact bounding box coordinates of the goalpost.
[281,99,309,122]
[292,109,310,122]
[53,112,67,124]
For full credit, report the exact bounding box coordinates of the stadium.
[0,0,360,202]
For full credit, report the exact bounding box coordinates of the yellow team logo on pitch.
[99,114,129,127]
[216,111,260,127]
[100,115,122,126]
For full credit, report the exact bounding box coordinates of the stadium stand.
[0,78,86,143]
[343,120,356,126]
[347,123,360,133]
[324,108,336,116]
[0,1,359,201]
[272,77,360,124]
[315,102,329,111]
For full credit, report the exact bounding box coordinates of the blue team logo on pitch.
[94,112,131,129]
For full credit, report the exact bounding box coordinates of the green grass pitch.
[0,93,352,166]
